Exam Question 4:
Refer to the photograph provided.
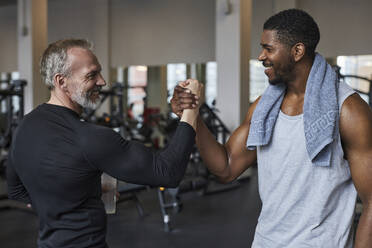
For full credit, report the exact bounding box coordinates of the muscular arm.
[196,98,260,183]
[340,94,372,247]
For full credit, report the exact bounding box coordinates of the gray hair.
[40,39,93,89]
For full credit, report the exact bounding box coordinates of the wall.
[250,0,273,59]
[49,0,215,67]
[0,5,17,72]
[1,0,372,72]
[48,0,110,81]
[298,0,372,57]
[48,0,95,43]
[110,0,216,67]
[250,0,372,59]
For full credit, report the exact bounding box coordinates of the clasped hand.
[170,79,202,117]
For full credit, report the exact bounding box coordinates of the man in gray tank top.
[171,9,372,248]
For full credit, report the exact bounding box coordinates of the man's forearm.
[181,109,198,131]
[179,79,201,131]
[195,116,230,181]
[155,122,196,187]
[355,203,372,247]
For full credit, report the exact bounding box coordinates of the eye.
[87,73,97,79]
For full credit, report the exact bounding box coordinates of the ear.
[291,42,306,62]
[53,73,68,92]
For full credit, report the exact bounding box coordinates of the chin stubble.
[70,86,99,109]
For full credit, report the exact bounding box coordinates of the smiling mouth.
[265,66,273,70]
[263,62,273,75]
[263,61,273,68]
[264,67,274,77]
[91,87,101,95]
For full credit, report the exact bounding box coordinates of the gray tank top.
[252,81,357,248]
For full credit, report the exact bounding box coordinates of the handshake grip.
[180,79,202,130]
[184,79,202,97]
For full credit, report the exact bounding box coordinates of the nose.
[97,73,106,87]
[258,50,266,61]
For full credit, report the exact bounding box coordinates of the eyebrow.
[86,69,101,78]
[260,43,273,48]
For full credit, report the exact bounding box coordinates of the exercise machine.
[0,79,30,212]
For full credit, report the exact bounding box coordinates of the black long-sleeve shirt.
[7,103,195,248]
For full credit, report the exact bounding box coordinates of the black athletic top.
[7,103,195,248]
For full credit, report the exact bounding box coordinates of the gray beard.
[70,88,99,109]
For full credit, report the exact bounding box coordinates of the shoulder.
[13,105,47,134]
[242,96,261,125]
[340,93,371,124]
[340,93,372,149]
[338,81,355,109]
[21,105,43,122]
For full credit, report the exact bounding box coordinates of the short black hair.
[263,9,320,56]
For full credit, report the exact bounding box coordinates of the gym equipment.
[0,80,26,150]
[0,79,27,176]
[199,102,230,144]
[117,182,146,218]
[0,79,31,213]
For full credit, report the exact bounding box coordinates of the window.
[166,63,186,103]
[206,62,217,106]
[250,59,268,103]
[337,55,372,104]
[128,66,147,121]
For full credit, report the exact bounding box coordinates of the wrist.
[181,108,199,131]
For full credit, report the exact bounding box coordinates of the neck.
[285,56,314,96]
[48,89,82,115]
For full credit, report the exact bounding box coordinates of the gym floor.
[0,168,261,248]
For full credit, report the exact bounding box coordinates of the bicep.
[224,98,260,180]
[340,94,372,204]
[225,124,257,180]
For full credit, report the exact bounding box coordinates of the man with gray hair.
[40,39,99,109]
[7,39,201,248]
